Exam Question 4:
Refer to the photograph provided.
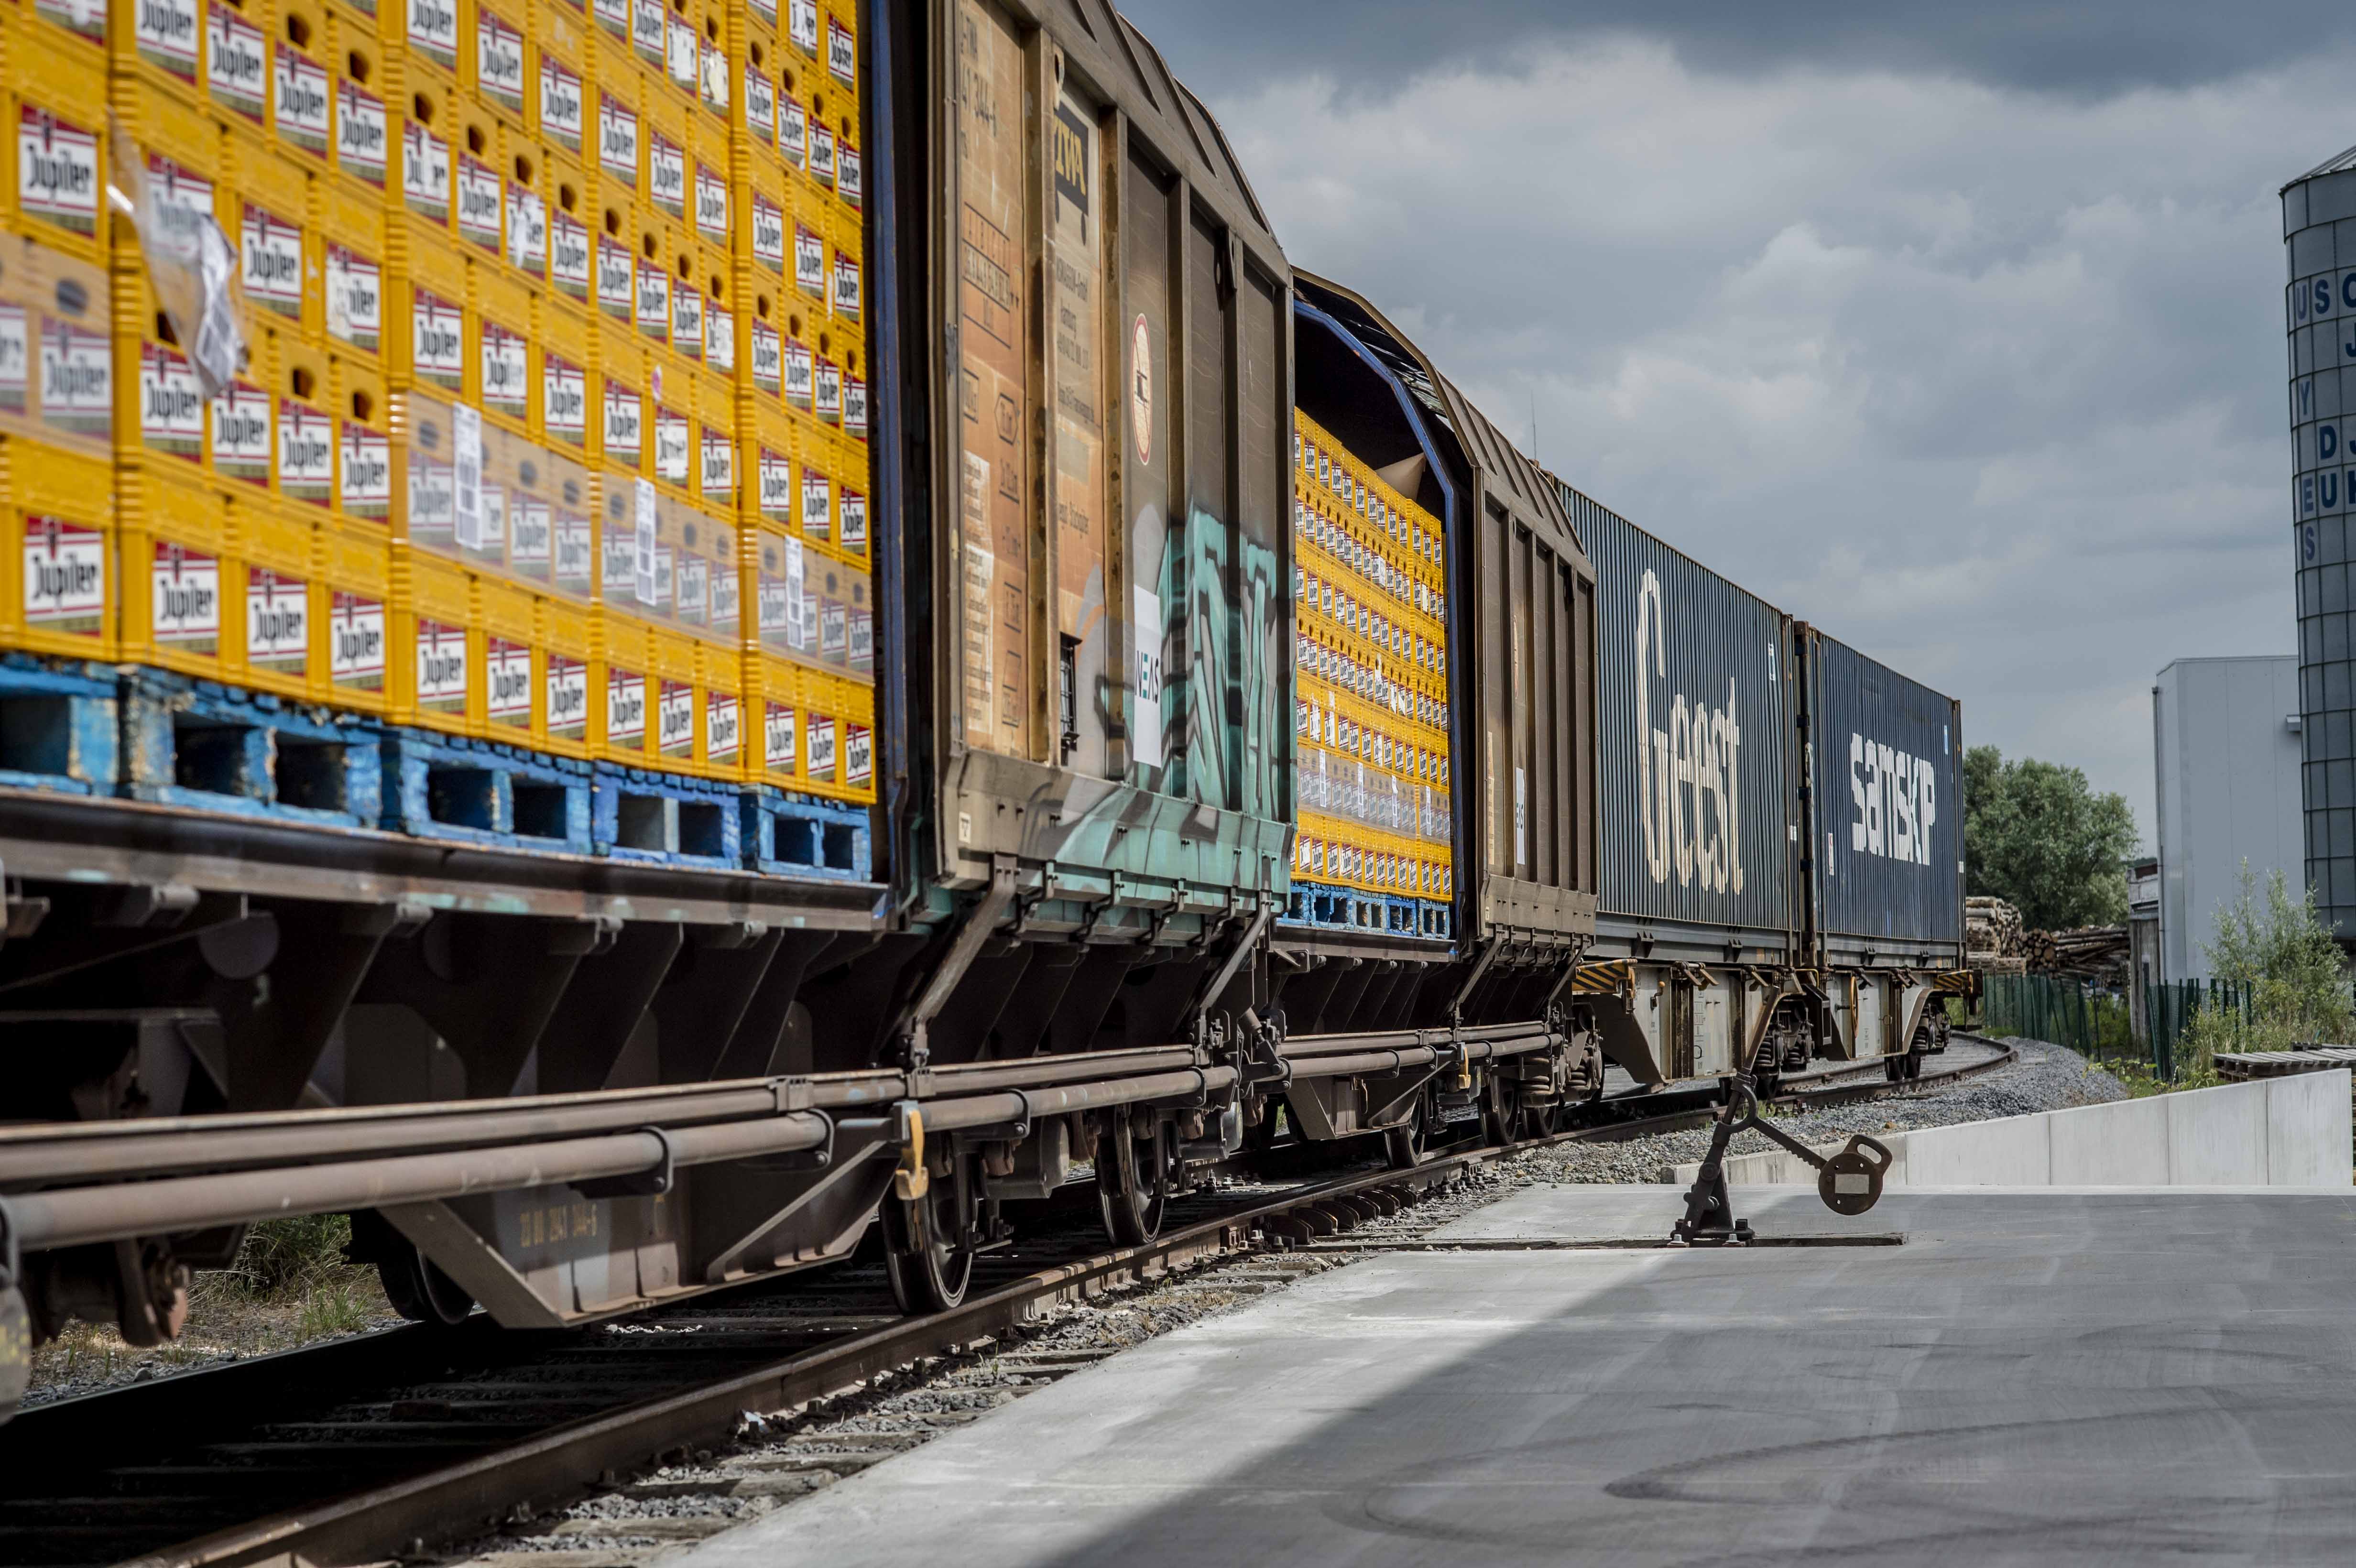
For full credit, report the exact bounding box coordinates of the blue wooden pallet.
[591,764,742,869]
[120,669,380,828]
[742,788,871,881]
[378,728,593,853]
[0,653,117,795]
[1283,881,1391,932]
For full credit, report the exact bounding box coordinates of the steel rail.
[55,1046,2025,1568]
[1778,1041,2018,1111]
[107,1108,1694,1568]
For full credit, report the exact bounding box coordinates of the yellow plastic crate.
[544,147,592,300]
[316,176,385,359]
[590,69,640,197]
[207,313,277,493]
[234,488,318,698]
[120,469,233,678]
[699,628,745,781]
[452,97,507,260]
[729,19,785,178]
[471,0,531,132]
[773,54,811,178]
[331,350,393,529]
[532,0,588,155]
[472,257,535,434]
[269,0,336,166]
[595,342,647,475]
[395,69,458,234]
[479,569,537,736]
[747,648,797,786]
[205,0,275,131]
[221,127,317,345]
[0,440,117,659]
[6,42,110,267]
[327,9,392,196]
[538,293,593,454]
[539,584,593,753]
[587,184,647,328]
[387,209,471,396]
[497,136,549,285]
[640,74,688,227]
[644,621,699,772]
[318,514,390,709]
[597,605,649,761]
[271,330,337,511]
[393,541,473,732]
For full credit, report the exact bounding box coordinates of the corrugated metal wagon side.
[1291,275,1597,1031]
[1564,485,1808,1085]
[1797,623,1966,1075]
[1799,625,1965,965]
[890,0,1292,973]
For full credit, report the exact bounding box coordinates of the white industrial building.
[2150,655,2304,982]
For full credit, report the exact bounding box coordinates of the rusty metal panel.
[1122,146,1177,792]
[1235,265,1289,823]
[950,0,1034,758]
[909,0,1293,931]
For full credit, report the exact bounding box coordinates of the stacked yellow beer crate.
[1291,413,1453,936]
[3,0,880,866]
[723,0,872,871]
[0,0,118,689]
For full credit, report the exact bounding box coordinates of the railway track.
[3,1037,2021,1568]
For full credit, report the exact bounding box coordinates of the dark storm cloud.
[1132,22,2355,839]
[1117,0,2338,97]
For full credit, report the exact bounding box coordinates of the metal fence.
[2144,978,2252,1080]
[1981,972,2250,1080]
[1982,973,2141,1069]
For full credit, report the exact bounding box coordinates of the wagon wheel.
[1384,1098,1429,1169]
[1098,1110,1172,1245]
[1481,1070,1514,1147]
[377,1240,476,1328]
[883,1177,976,1314]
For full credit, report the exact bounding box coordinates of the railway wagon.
[1798,622,1968,1071]
[1560,481,1966,1089]
[0,0,1959,1413]
[0,0,1604,1396]
[1268,274,1600,1152]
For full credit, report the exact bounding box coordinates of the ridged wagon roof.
[1293,272,1587,573]
[1062,0,1283,261]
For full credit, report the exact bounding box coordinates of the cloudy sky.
[1120,0,2343,846]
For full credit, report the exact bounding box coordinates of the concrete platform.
[679,1186,2356,1567]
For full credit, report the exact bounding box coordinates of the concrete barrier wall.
[1664,1070,2353,1187]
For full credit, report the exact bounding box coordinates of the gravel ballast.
[1520,1035,2130,1186]
[436,1034,2132,1565]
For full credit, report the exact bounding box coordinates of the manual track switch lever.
[1670,1072,1891,1246]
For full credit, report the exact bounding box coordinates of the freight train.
[0,0,1960,1400]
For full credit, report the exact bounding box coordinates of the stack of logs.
[2022,925,2130,981]
[1966,896,2027,973]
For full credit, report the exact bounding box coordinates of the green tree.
[2179,863,2355,1066]
[1963,745,2137,929]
